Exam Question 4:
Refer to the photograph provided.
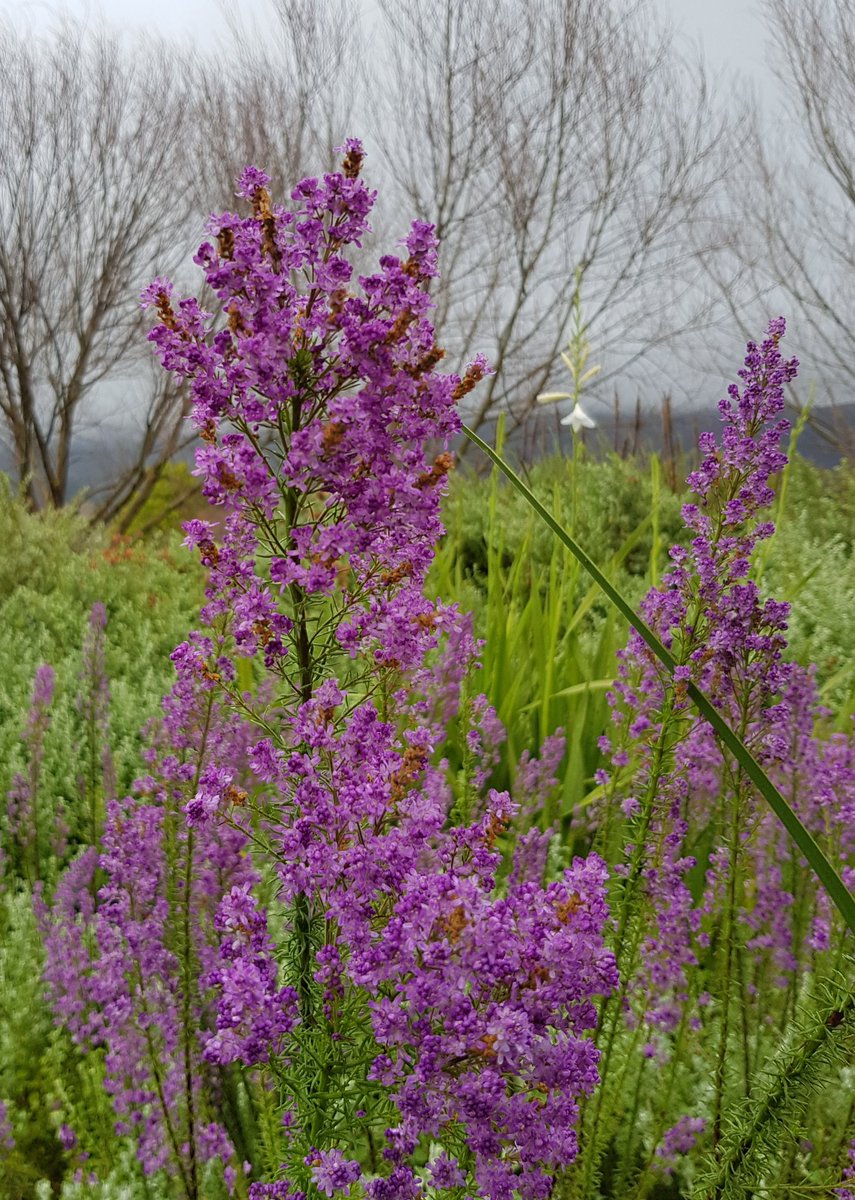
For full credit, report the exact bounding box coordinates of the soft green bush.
[434,447,855,801]
[0,482,203,826]
[0,485,203,1196]
[439,451,686,592]
[758,456,855,721]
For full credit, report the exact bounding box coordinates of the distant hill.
[476,402,855,471]
[2,402,854,501]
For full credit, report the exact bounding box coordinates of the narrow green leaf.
[519,679,614,713]
[462,423,855,937]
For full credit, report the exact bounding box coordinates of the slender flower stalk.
[76,601,115,847]
[568,320,854,1196]
[6,663,55,886]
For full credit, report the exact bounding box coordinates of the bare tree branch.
[370,0,738,451]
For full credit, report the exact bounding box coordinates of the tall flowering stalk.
[5,663,55,886]
[566,320,855,1198]
[134,143,618,1199]
[75,601,115,847]
[39,636,261,1194]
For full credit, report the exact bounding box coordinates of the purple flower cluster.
[654,1115,706,1175]
[306,1148,362,1197]
[141,150,477,688]
[838,1137,855,1200]
[135,144,616,1198]
[204,883,299,1065]
[592,318,855,1160]
[354,853,617,1200]
[0,1100,13,1154]
[38,633,260,1186]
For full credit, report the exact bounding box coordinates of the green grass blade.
[519,679,614,713]
[565,512,651,637]
[462,423,855,938]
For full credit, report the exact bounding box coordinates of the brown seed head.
[385,309,417,344]
[215,462,241,491]
[155,291,178,331]
[452,360,488,402]
[329,287,349,316]
[484,812,509,850]
[322,420,346,458]
[477,1034,498,1059]
[527,965,551,989]
[380,560,414,586]
[389,745,429,803]
[342,144,365,179]
[415,452,454,490]
[444,904,467,944]
[252,619,273,647]
[555,892,583,924]
[252,188,281,270]
[227,303,248,337]
[217,226,235,261]
[406,344,446,378]
[198,538,220,566]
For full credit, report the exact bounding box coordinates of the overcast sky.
[3,0,773,84]
[661,0,768,76]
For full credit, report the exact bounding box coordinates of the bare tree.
[0,0,747,511]
[0,20,201,518]
[0,5,364,521]
[763,0,855,446]
[716,0,855,452]
[195,0,362,209]
[370,0,738,444]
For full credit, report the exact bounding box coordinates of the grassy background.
[2,443,855,1195]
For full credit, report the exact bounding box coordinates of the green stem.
[178,693,215,1200]
[713,778,743,1151]
[609,1037,649,1196]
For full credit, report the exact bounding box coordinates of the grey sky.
[1,0,783,137]
[3,0,252,42]
[661,0,768,76]
[4,0,771,76]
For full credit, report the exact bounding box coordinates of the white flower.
[560,401,596,434]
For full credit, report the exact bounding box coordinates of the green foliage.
[116,461,205,538]
[0,891,65,1196]
[695,976,855,1200]
[433,443,855,814]
[759,457,855,719]
[0,483,203,1195]
[428,448,685,819]
[0,481,203,832]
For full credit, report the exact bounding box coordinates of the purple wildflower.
[655,1116,706,1175]
[132,147,618,1196]
[305,1148,362,1197]
[0,1101,13,1153]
